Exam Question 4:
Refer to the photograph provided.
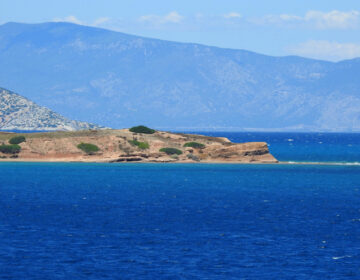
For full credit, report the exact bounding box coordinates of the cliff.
[0,129,277,163]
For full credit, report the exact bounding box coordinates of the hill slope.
[0,87,102,131]
[0,22,360,131]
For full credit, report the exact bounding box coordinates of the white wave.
[332,255,352,260]
[344,162,360,165]
[283,161,360,166]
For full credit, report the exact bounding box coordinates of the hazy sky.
[1,0,360,61]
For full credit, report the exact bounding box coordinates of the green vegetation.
[9,135,26,144]
[0,144,21,154]
[129,125,156,134]
[77,143,100,155]
[128,140,150,149]
[159,147,183,155]
[183,142,205,149]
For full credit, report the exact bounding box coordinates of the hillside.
[0,87,102,131]
[0,129,276,163]
[0,22,360,131]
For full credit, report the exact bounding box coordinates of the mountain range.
[0,87,101,131]
[1,22,360,131]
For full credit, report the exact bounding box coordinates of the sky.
[1,0,360,61]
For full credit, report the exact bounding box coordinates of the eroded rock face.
[0,129,277,163]
[200,142,277,163]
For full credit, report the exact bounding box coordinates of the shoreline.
[0,129,277,164]
[0,159,359,166]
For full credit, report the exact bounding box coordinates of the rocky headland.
[0,128,277,163]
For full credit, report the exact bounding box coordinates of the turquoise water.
[1,133,360,279]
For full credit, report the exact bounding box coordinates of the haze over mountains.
[1,22,360,131]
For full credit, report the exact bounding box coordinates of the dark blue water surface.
[1,132,360,279]
[1,162,360,279]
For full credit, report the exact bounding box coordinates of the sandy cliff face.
[0,129,277,163]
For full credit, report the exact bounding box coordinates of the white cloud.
[164,11,183,23]
[52,16,110,27]
[278,14,302,21]
[259,14,301,24]
[93,17,110,26]
[53,15,83,25]
[286,40,360,61]
[256,10,360,29]
[139,11,183,25]
[305,10,359,29]
[224,12,242,19]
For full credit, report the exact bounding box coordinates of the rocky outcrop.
[0,87,103,131]
[0,129,277,163]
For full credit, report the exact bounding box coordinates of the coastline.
[0,129,277,164]
[1,130,359,166]
[0,158,359,166]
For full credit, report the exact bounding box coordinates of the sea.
[0,132,360,279]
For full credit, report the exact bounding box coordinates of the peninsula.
[0,126,277,163]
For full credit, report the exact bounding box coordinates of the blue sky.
[1,0,360,61]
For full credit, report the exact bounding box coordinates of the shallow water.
[1,162,360,279]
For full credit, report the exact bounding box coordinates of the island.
[0,126,277,163]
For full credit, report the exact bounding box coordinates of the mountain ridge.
[1,22,360,131]
[0,22,345,64]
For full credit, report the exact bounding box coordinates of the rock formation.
[0,87,103,131]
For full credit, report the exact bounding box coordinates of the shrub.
[187,153,200,162]
[77,143,100,155]
[9,135,26,144]
[159,147,182,155]
[129,125,155,134]
[119,143,131,155]
[183,142,205,149]
[128,140,150,149]
[0,144,21,154]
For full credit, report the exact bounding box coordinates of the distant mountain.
[0,22,360,131]
[0,87,102,131]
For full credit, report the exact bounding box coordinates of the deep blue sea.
[1,132,360,279]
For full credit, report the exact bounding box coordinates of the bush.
[77,143,100,155]
[128,140,150,149]
[0,144,21,154]
[9,136,26,144]
[183,142,205,149]
[187,153,200,162]
[129,125,155,134]
[159,147,183,155]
